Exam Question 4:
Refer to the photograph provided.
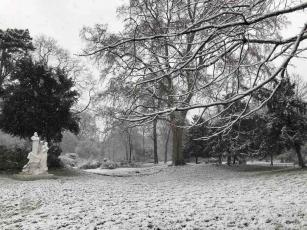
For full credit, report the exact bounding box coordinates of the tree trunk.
[164,128,171,163]
[233,155,237,165]
[142,127,145,162]
[195,155,198,164]
[270,152,273,166]
[124,133,129,161]
[125,142,129,161]
[295,145,306,168]
[218,154,222,165]
[227,155,231,166]
[171,112,185,166]
[112,143,115,161]
[172,125,184,165]
[0,50,6,89]
[129,144,132,163]
[153,119,158,164]
[128,132,132,163]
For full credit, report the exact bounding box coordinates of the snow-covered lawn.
[84,163,167,177]
[0,164,306,230]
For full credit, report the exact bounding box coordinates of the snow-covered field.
[84,163,167,177]
[0,164,306,230]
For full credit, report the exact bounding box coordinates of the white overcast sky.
[0,0,126,53]
[0,0,306,79]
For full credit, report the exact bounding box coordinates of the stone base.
[12,173,57,181]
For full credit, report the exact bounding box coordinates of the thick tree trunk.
[153,119,158,164]
[171,112,185,166]
[172,125,184,165]
[295,145,306,168]
[164,128,171,163]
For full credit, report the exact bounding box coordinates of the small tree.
[275,79,307,168]
[184,116,210,164]
[0,57,79,167]
[251,78,307,167]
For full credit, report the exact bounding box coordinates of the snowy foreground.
[0,164,306,230]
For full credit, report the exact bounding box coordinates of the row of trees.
[82,0,307,166]
[185,78,307,167]
[1,1,307,167]
[101,119,172,163]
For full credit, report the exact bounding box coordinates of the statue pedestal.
[13,173,57,181]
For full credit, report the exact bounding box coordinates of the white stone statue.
[40,141,49,173]
[22,132,49,175]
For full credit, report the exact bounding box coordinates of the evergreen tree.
[249,78,306,167]
[184,116,210,164]
[0,29,34,91]
[0,57,79,167]
[267,79,307,167]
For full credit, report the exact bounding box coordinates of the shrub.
[79,159,101,169]
[0,145,29,171]
[100,159,118,169]
[47,145,62,168]
[59,153,79,168]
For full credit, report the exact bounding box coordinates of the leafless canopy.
[82,0,307,138]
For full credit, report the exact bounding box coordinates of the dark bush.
[47,145,63,168]
[0,145,29,171]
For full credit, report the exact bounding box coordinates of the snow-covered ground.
[246,161,296,167]
[0,164,306,230]
[84,163,167,177]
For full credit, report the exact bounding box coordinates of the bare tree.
[33,35,97,115]
[33,35,84,78]
[82,0,307,165]
[158,120,172,163]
